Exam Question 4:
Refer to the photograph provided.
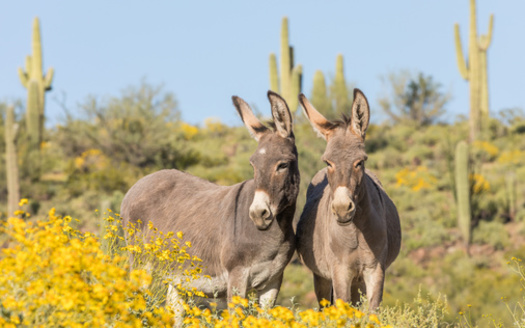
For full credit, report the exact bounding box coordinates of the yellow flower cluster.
[469,173,490,194]
[472,140,499,160]
[113,215,207,300]
[74,148,109,172]
[497,149,525,166]
[180,122,199,140]
[183,297,391,328]
[0,208,173,327]
[395,166,437,191]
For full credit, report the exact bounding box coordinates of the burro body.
[296,89,401,310]
[121,91,300,310]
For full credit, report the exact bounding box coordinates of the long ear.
[350,88,370,139]
[232,96,268,141]
[298,93,334,140]
[268,91,293,139]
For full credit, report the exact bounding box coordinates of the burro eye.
[355,160,364,169]
[276,162,289,171]
[324,160,333,169]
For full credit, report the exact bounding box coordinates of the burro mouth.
[335,211,355,226]
[253,215,274,230]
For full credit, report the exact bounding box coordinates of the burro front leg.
[363,264,385,310]
[227,267,249,301]
[331,265,354,304]
[258,273,283,309]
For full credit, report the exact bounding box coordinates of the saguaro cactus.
[5,106,20,216]
[506,172,517,220]
[310,70,332,118]
[455,141,472,246]
[331,54,351,114]
[18,17,54,149]
[454,0,493,141]
[268,17,302,113]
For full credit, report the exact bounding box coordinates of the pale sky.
[1,1,524,126]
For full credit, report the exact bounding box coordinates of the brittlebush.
[0,204,392,327]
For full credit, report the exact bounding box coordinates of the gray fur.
[121,92,300,310]
[296,89,401,310]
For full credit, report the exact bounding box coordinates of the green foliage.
[472,220,510,250]
[380,71,450,126]
[268,17,302,113]
[455,140,472,246]
[4,105,20,216]
[379,290,450,328]
[454,0,494,140]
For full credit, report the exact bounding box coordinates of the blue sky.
[1,1,524,127]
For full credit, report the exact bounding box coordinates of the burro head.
[299,89,370,225]
[232,91,300,230]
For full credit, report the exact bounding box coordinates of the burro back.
[296,89,401,310]
[120,91,299,314]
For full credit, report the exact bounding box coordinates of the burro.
[296,89,401,310]
[120,91,300,317]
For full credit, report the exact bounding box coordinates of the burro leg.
[331,265,354,304]
[258,273,283,309]
[363,264,385,310]
[167,280,184,327]
[313,273,332,306]
[227,267,249,301]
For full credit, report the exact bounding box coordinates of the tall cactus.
[331,54,351,114]
[310,70,332,118]
[454,0,493,141]
[5,105,20,216]
[505,172,517,221]
[18,17,54,149]
[268,17,302,113]
[455,141,472,246]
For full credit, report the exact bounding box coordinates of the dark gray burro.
[296,89,401,310]
[120,91,300,311]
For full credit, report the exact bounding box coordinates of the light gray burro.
[296,89,401,310]
[120,91,300,312]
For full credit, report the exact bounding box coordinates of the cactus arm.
[478,14,494,50]
[44,67,54,90]
[454,24,469,80]
[18,67,29,87]
[269,54,279,93]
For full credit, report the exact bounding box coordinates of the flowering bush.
[395,166,437,191]
[0,204,399,327]
[183,297,390,328]
[0,207,176,327]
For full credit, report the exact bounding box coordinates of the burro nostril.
[250,207,270,220]
[348,201,355,212]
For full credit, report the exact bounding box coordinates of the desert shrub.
[472,220,510,250]
[0,207,174,327]
[380,291,450,328]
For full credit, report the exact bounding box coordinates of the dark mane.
[326,114,352,130]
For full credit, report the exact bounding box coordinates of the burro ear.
[268,90,293,139]
[350,88,370,139]
[232,95,269,141]
[298,93,333,140]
